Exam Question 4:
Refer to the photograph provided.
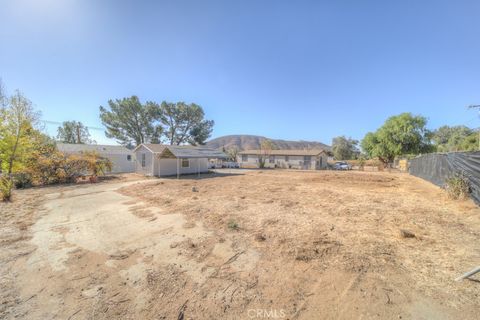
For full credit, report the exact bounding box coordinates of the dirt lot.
[1,170,479,319]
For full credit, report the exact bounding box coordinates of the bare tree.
[225,146,240,162]
[258,139,275,168]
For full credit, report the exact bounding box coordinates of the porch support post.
[177,157,180,179]
[151,153,155,176]
[158,155,161,177]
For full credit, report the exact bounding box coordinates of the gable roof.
[134,144,228,159]
[57,143,133,155]
[238,149,327,156]
[135,144,167,153]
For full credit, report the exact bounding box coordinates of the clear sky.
[1,0,480,145]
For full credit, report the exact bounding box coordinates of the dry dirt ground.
[1,170,479,319]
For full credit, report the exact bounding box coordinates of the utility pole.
[468,105,480,150]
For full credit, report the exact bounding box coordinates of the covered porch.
[156,145,228,178]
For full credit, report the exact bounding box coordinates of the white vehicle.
[334,161,352,170]
[223,162,240,168]
[208,162,223,169]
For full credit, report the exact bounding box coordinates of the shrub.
[227,220,239,230]
[82,151,113,178]
[358,157,366,171]
[28,150,75,184]
[13,172,32,189]
[445,173,470,200]
[18,143,114,188]
[27,149,111,185]
[59,155,90,183]
[0,176,13,201]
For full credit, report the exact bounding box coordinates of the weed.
[227,220,239,230]
[0,177,14,201]
[445,173,470,200]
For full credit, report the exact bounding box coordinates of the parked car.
[334,161,352,170]
[222,162,240,168]
[208,162,223,169]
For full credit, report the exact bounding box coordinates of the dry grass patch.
[118,170,480,319]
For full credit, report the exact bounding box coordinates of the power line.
[41,120,105,131]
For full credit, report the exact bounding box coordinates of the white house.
[57,143,135,173]
[237,149,329,170]
[133,144,228,177]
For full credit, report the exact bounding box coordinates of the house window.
[285,156,289,162]
[242,154,248,162]
[141,153,146,167]
[181,159,190,168]
[127,155,132,161]
[269,155,274,163]
[304,156,311,161]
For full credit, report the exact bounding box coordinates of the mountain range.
[206,135,331,151]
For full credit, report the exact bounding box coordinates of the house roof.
[57,143,133,155]
[135,144,228,159]
[137,144,167,153]
[238,149,327,156]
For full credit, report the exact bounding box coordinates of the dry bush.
[0,176,13,201]
[26,147,113,185]
[81,151,113,177]
[445,173,470,200]
[27,150,86,184]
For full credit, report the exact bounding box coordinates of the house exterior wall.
[135,145,155,176]
[237,154,259,168]
[134,146,210,177]
[237,153,328,170]
[59,147,135,174]
[157,158,209,177]
[103,153,135,173]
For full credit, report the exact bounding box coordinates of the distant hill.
[206,135,331,151]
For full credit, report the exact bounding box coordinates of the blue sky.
[1,0,480,145]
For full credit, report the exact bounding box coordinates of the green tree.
[332,136,359,160]
[0,89,42,200]
[57,120,95,144]
[159,102,214,145]
[361,113,433,165]
[0,80,6,167]
[459,132,479,151]
[0,90,41,175]
[99,96,162,147]
[432,125,475,152]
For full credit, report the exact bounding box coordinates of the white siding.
[134,146,210,177]
[134,146,155,176]
[237,154,259,167]
[237,153,328,170]
[58,146,135,173]
[104,153,135,173]
[158,158,208,177]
